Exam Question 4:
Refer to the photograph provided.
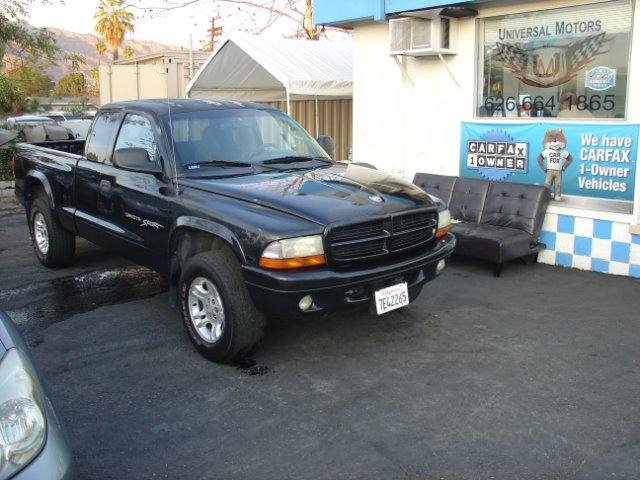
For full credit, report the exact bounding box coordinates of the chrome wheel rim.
[33,212,49,255]
[187,276,225,344]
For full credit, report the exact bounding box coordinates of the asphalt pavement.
[1,194,639,480]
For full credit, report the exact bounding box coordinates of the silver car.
[0,310,74,479]
[5,115,54,128]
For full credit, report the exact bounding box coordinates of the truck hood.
[179,163,435,225]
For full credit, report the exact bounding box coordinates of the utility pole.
[205,17,223,51]
[305,0,321,40]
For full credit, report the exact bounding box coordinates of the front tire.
[29,195,75,268]
[179,250,265,364]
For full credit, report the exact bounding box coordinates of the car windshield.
[163,107,332,174]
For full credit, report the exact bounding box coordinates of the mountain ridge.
[15,26,188,82]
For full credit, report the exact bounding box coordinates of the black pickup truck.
[13,99,455,363]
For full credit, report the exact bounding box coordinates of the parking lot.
[1,195,639,480]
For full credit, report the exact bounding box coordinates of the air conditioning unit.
[389,15,458,56]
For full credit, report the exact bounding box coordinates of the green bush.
[0,76,24,112]
[53,72,86,97]
[0,147,14,181]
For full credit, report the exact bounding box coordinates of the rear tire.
[179,249,265,364]
[29,194,75,268]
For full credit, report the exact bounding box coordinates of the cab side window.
[114,113,159,164]
[85,111,121,163]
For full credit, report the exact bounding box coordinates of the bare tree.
[128,0,343,43]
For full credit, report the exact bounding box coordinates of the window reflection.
[477,0,631,120]
[115,114,158,163]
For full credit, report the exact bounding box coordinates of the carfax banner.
[460,122,639,201]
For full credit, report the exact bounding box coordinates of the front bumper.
[243,233,455,316]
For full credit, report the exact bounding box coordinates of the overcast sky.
[26,0,308,49]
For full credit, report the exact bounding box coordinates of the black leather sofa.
[413,173,551,276]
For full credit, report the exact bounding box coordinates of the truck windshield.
[163,107,332,172]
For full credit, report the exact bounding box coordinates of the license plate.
[374,282,409,315]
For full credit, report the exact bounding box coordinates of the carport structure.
[186,36,353,160]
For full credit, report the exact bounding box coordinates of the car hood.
[179,163,435,225]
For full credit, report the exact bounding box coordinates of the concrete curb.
[0,180,15,199]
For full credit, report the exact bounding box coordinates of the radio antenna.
[165,68,180,194]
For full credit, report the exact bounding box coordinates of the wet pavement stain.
[235,357,270,376]
[0,265,169,345]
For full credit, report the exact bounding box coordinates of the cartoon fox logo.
[537,128,573,201]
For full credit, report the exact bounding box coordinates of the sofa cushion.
[412,173,457,205]
[450,223,537,264]
[480,182,550,237]
[449,177,490,223]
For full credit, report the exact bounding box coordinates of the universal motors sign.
[479,0,631,119]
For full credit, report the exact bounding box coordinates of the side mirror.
[316,135,335,157]
[113,148,162,174]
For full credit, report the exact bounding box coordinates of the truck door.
[75,110,122,244]
[75,111,173,271]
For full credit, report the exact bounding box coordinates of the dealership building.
[314,0,640,277]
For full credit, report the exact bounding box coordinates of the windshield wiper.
[183,160,253,170]
[261,156,332,165]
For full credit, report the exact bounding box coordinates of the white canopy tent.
[185,36,353,113]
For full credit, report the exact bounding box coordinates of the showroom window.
[477,0,632,119]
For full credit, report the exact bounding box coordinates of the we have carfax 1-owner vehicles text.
[13,99,455,363]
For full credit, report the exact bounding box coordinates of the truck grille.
[326,210,438,264]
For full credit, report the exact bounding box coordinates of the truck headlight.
[429,195,451,239]
[436,207,451,239]
[259,235,326,269]
[0,349,46,480]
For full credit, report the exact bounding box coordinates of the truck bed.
[28,140,85,156]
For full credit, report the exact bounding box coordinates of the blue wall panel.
[314,0,485,24]
[313,0,385,24]
[386,0,472,14]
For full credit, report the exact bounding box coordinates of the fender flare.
[168,216,247,307]
[25,169,55,207]
[172,216,245,259]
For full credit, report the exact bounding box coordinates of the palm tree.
[95,39,107,64]
[88,67,100,96]
[94,0,135,62]
[123,45,134,58]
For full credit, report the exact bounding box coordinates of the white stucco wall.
[353,18,476,180]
